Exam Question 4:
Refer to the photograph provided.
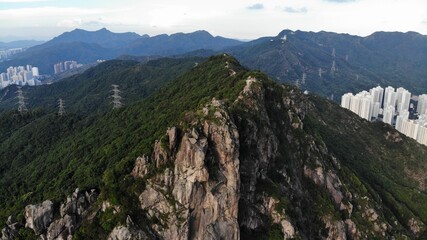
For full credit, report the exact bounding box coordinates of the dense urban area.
[341,86,427,146]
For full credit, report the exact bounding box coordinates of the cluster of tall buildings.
[341,86,427,146]
[0,48,24,61]
[0,65,40,89]
[54,60,82,74]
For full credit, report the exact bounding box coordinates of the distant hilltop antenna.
[57,98,66,117]
[16,87,28,115]
[282,34,287,41]
[111,84,123,109]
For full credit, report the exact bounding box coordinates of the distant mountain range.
[0,28,242,74]
[44,28,143,49]
[228,30,427,97]
[0,40,45,49]
[2,28,427,99]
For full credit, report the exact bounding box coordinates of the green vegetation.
[306,94,427,233]
[0,57,204,115]
[1,53,427,238]
[0,55,247,233]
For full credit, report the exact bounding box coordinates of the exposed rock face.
[323,216,347,240]
[133,99,240,240]
[24,200,54,236]
[262,197,295,239]
[131,156,149,178]
[408,218,423,235]
[1,216,20,240]
[1,189,98,240]
[46,188,98,240]
[108,216,148,240]
[130,76,394,239]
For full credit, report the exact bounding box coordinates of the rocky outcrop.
[1,216,21,240]
[1,189,98,240]
[323,216,347,240]
[108,216,148,240]
[24,200,54,236]
[262,197,295,239]
[131,156,149,178]
[132,99,240,240]
[46,188,98,240]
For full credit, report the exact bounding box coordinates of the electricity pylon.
[331,60,336,73]
[111,84,123,109]
[58,98,66,117]
[302,72,307,85]
[16,87,28,115]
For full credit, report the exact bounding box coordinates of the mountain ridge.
[0,28,242,74]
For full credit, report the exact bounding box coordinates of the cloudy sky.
[1,0,427,41]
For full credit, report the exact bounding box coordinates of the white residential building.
[383,105,395,125]
[417,125,427,145]
[401,120,419,140]
[341,93,352,109]
[417,94,427,115]
[384,86,396,108]
[360,95,372,120]
[349,94,361,115]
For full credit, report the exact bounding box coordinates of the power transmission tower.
[332,48,336,57]
[331,60,336,73]
[295,79,301,89]
[111,84,123,109]
[58,98,66,117]
[16,87,28,115]
[302,72,306,85]
[318,68,322,78]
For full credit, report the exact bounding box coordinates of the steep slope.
[0,57,203,114]
[1,55,427,240]
[228,29,427,98]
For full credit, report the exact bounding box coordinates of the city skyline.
[1,0,427,41]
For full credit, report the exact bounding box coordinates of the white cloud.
[0,7,107,18]
[283,7,308,13]
[247,3,264,10]
[1,0,427,40]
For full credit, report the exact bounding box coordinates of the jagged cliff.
[1,55,427,239]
